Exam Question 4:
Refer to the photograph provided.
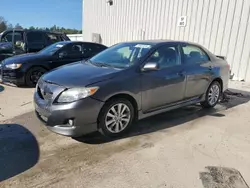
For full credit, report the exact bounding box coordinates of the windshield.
[89,42,153,68]
[39,43,66,55]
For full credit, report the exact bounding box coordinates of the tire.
[201,81,221,108]
[98,98,135,138]
[25,67,47,87]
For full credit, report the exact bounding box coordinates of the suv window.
[182,45,210,64]
[26,32,45,43]
[46,33,62,44]
[0,31,24,43]
[146,45,180,69]
[0,31,25,53]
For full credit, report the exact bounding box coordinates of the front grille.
[37,79,53,102]
[37,79,65,102]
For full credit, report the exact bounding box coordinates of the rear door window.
[45,33,62,44]
[181,45,210,65]
[26,31,46,52]
[26,31,45,43]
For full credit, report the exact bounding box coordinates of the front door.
[180,44,213,99]
[52,43,84,69]
[141,44,186,113]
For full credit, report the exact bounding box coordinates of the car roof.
[2,29,66,35]
[55,41,107,46]
[121,39,202,46]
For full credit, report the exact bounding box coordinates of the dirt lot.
[0,84,34,121]
[1,81,250,188]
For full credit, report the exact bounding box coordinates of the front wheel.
[201,81,221,108]
[98,99,135,138]
[25,67,46,87]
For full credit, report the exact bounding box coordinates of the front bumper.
[34,91,104,137]
[0,67,25,85]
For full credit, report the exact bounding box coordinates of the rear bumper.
[34,92,104,137]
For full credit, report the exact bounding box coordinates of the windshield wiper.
[86,60,114,68]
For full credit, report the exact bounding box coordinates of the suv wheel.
[98,99,135,138]
[201,81,221,108]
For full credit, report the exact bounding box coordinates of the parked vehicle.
[0,29,70,61]
[0,41,107,87]
[34,40,230,138]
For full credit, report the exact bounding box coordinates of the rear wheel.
[25,67,46,87]
[201,81,221,108]
[98,98,135,138]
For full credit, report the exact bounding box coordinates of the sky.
[1,0,82,30]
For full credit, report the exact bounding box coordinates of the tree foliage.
[28,25,82,34]
[0,16,81,34]
[0,17,7,33]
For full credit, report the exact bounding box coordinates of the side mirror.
[59,51,67,58]
[141,62,159,72]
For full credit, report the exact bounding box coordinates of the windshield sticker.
[134,44,151,48]
[56,44,64,48]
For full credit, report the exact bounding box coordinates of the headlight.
[57,87,99,103]
[5,63,22,69]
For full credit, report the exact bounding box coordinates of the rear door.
[141,44,186,112]
[180,44,213,99]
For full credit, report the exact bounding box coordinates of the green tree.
[0,17,7,33]
[14,23,23,29]
[29,26,35,30]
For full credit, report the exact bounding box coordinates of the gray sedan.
[34,40,230,138]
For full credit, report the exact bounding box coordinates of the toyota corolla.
[34,40,230,138]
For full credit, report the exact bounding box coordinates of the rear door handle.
[208,65,213,70]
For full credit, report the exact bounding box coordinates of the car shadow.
[0,124,39,182]
[0,84,4,92]
[74,88,250,144]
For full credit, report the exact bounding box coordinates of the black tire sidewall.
[98,99,135,138]
[25,67,46,87]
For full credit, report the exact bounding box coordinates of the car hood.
[3,53,50,65]
[42,62,121,88]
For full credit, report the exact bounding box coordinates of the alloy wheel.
[105,103,131,133]
[208,84,220,106]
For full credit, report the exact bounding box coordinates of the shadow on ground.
[75,88,250,144]
[0,124,39,182]
[0,84,4,92]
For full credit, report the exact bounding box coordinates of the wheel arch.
[211,77,223,92]
[97,93,139,126]
[25,65,49,73]
[24,65,49,85]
